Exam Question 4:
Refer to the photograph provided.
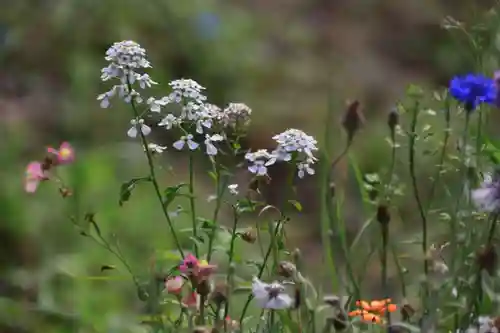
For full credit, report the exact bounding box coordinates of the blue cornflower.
[449,74,495,112]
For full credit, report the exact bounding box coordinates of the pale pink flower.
[165,276,184,294]
[24,162,48,193]
[47,142,75,165]
[181,291,200,309]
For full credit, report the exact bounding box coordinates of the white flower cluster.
[98,40,157,109]
[251,277,293,309]
[245,129,318,178]
[472,172,500,213]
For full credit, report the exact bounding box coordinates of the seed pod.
[376,205,391,225]
[341,100,364,143]
[388,107,399,134]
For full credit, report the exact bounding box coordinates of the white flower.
[472,172,500,212]
[168,79,207,104]
[173,134,199,151]
[204,133,224,156]
[158,113,180,130]
[270,129,319,178]
[251,277,293,310]
[145,143,167,154]
[219,102,252,128]
[228,184,239,195]
[127,118,151,138]
[245,149,273,176]
[147,96,169,113]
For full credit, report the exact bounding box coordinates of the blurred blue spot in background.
[194,12,221,40]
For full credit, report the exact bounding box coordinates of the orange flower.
[349,299,397,325]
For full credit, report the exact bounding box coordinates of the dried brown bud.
[210,281,228,306]
[59,187,73,198]
[278,261,297,278]
[400,301,415,321]
[388,108,399,134]
[341,100,364,143]
[477,245,497,275]
[197,279,212,297]
[239,228,257,244]
[41,155,56,171]
[376,205,391,225]
[331,310,348,331]
[323,295,340,308]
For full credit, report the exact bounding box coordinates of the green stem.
[239,219,283,326]
[188,153,199,257]
[223,206,239,322]
[408,101,429,303]
[206,161,228,262]
[128,95,185,259]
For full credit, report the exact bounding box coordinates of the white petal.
[206,143,217,156]
[188,140,199,150]
[252,278,270,300]
[265,295,293,309]
[141,124,151,136]
[127,127,138,138]
[472,188,495,211]
[173,140,185,150]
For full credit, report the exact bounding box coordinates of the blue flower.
[449,74,495,112]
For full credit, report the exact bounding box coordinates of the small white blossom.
[269,129,319,178]
[245,149,273,176]
[127,118,151,138]
[472,172,500,212]
[145,143,167,154]
[158,113,181,130]
[204,133,224,156]
[228,184,239,195]
[147,96,169,113]
[99,41,155,108]
[173,134,199,151]
[219,103,252,128]
[251,277,293,310]
[168,79,207,105]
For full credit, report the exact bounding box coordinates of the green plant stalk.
[188,153,199,257]
[128,87,185,259]
[425,96,451,213]
[380,222,390,325]
[408,101,429,305]
[239,219,284,326]
[207,161,228,262]
[223,206,239,323]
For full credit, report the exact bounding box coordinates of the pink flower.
[179,253,199,274]
[181,291,200,309]
[47,142,74,165]
[179,254,217,281]
[24,161,48,193]
[165,276,184,294]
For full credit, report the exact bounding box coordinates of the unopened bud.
[331,310,348,331]
[323,295,340,308]
[341,100,364,143]
[376,205,390,225]
[239,228,257,244]
[400,300,415,321]
[477,244,497,275]
[278,261,297,278]
[292,248,301,263]
[59,187,73,198]
[210,281,228,306]
[388,108,399,134]
[197,279,212,297]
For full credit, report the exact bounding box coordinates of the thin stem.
[223,206,239,322]
[380,222,390,324]
[129,99,185,258]
[188,153,199,257]
[239,219,284,326]
[207,162,228,263]
[408,101,429,301]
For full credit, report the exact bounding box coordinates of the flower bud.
[278,261,297,278]
[210,281,228,306]
[376,205,390,225]
[388,107,399,134]
[341,100,364,143]
[239,227,257,244]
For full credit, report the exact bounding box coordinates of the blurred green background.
[2,0,500,331]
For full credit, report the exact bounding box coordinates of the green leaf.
[119,177,151,206]
[100,265,116,272]
[163,183,188,207]
[288,200,303,212]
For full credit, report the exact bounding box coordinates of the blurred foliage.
[2,0,500,331]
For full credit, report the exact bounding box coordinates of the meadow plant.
[24,34,500,333]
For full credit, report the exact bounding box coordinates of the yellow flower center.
[60,148,71,159]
